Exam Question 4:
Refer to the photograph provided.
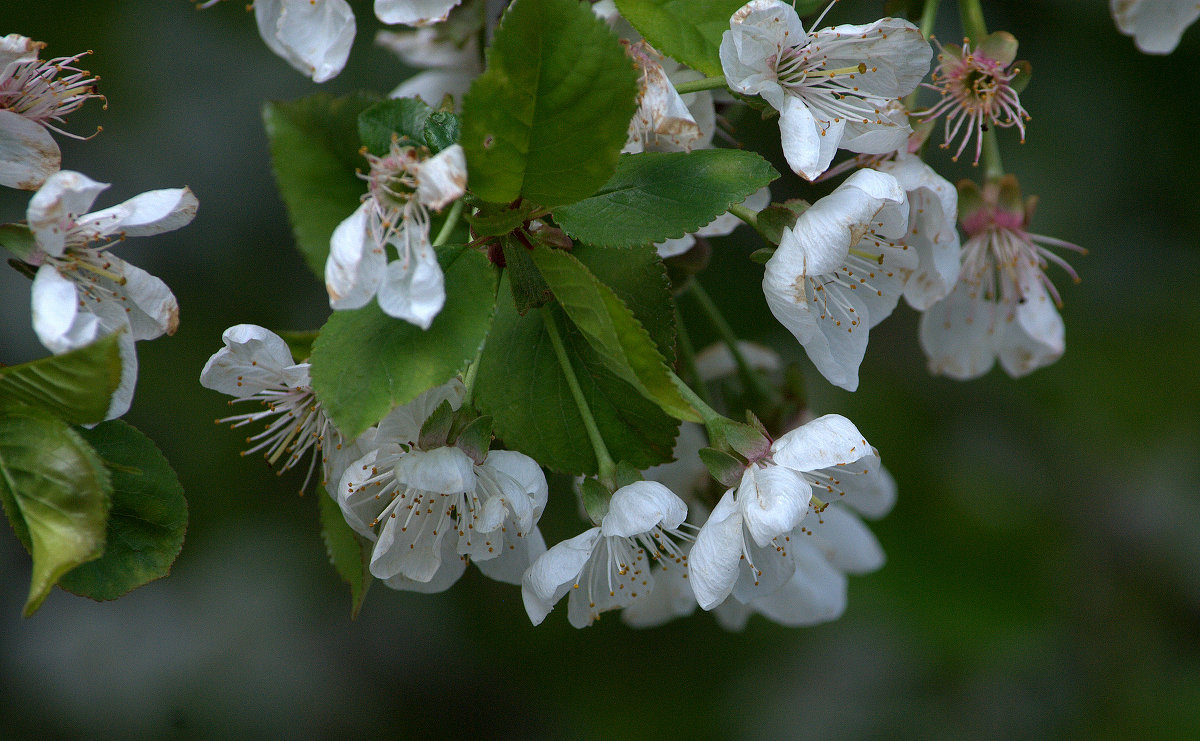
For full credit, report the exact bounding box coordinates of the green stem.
[728,203,776,245]
[920,0,940,38]
[981,129,1005,182]
[674,305,713,407]
[669,370,723,427]
[957,0,988,43]
[674,76,729,95]
[687,280,778,406]
[543,306,617,485]
[433,198,465,247]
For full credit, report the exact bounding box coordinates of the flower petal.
[415,144,467,210]
[199,324,299,397]
[30,264,96,353]
[258,0,356,83]
[689,489,745,610]
[797,503,884,573]
[374,378,465,444]
[0,110,59,191]
[772,413,871,472]
[751,541,846,626]
[393,446,476,494]
[522,527,600,626]
[475,525,546,585]
[27,170,108,257]
[77,187,198,239]
[375,0,462,26]
[996,260,1064,377]
[737,465,811,547]
[376,225,445,329]
[918,279,999,380]
[326,202,385,310]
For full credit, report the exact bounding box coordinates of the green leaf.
[502,236,553,314]
[423,111,462,153]
[0,223,38,261]
[57,421,187,601]
[530,245,698,421]
[613,0,745,76]
[318,492,371,619]
[263,92,379,278]
[0,333,122,425]
[553,150,779,248]
[0,406,111,616]
[476,245,681,474]
[465,199,538,238]
[460,0,638,206]
[358,97,433,155]
[310,247,498,439]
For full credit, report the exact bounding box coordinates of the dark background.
[1,0,1198,737]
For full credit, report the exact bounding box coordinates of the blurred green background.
[1,0,1198,737]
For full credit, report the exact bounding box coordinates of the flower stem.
[674,76,729,95]
[674,304,713,407]
[669,369,723,427]
[687,280,778,406]
[543,306,617,485]
[957,0,988,43]
[982,129,1005,182]
[920,0,940,38]
[433,198,465,247]
[728,203,775,245]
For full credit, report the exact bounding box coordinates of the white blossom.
[874,152,961,310]
[0,34,102,189]
[762,168,915,391]
[689,414,893,610]
[375,0,463,27]
[21,171,196,419]
[1111,0,1200,54]
[200,324,369,495]
[522,481,691,628]
[919,177,1082,379]
[325,142,466,328]
[337,381,549,591]
[376,26,481,107]
[719,0,929,181]
[251,0,357,83]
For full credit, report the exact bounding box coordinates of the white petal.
[695,186,771,238]
[258,0,356,83]
[103,329,139,420]
[376,27,479,69]
[521,528,600,626]
[381,534,467,593]
[729,534,796,604]
[336,449,385,538]
[621,559,696,628]
[326,202,384,310]
[376,226,446,329]
[879,154,961,310]
[370,487,454,581]
[393,446,476,494]
[415,144,467,210]
[475,525,546,585]
[719,0,801,110]
[0,110,59,190]
[996,261,1064,377]
[918,279,998,380]
[27,170,107,257]
[812,19,930,97]
[654,234,695,259]
[30,264,95,353]
[480,450,548,522]
[778,95,826,181]
[602,481,688,537]
[772,413,872,472]
[712,597,754,631]
[375,0,462,26]
[751,541,846,626]
[0,34,39,75]
[106,256,179,342]
[77,188,198,239]
[693,340,781,382]
[388,69,476,109]
[1112,0,1200,54]
[199,324,298,397]
[797,503,884,573]
[689,489,745,610]
[737,465,811,547]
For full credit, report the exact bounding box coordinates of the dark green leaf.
[553,150,778,248]
[318,492,371,619]
[58,421,187,601]
[461,0,638,206]
[613,0,745,76]
[0,406,111,616]
[476,245,680,474]
[502,236,553,314]
[465,199,539,238]
[358,97,433,156]
[310,247,498,439]
[530,245,698,421]
[263,92,379,278]
[275,330,320,363]
[0,333,122,425]
[423,111,462,153]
